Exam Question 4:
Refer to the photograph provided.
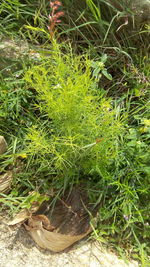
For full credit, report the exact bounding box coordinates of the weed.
[24,41,124,188]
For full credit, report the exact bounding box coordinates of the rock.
[109,0,150,25]
[130,0,150,28]
[0,136,8,155]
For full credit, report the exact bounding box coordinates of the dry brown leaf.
[0,172,12,193]
[8,209,30,225]
[8,187,95,252]
[8,205,40,226]
[25,216,91,252]
[0,136,8,155]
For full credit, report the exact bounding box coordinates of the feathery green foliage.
[24,41,124,184]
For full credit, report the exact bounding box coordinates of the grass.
[0,0,150,265]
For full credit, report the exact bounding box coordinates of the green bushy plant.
[24,41,124,186]
[23,42,150,263]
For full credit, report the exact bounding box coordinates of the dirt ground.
[0,214,138,267]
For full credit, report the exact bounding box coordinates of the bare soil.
[0,214,138,267]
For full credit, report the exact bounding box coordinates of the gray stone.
[109,0,150,25]
[131,0,150,25]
